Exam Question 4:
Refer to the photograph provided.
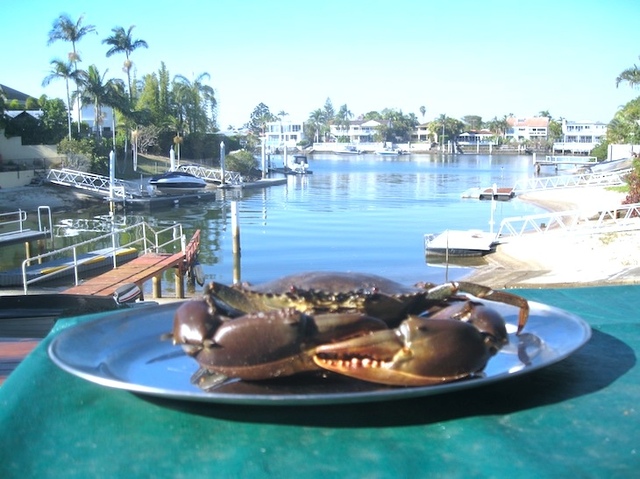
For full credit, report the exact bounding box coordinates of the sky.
[2,0,639,130]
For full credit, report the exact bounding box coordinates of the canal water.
[9,154,550,295]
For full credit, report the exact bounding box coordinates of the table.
[1,286,638,478]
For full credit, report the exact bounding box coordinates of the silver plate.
[48,300,591,406]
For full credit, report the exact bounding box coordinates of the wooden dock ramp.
[63,230,201,300]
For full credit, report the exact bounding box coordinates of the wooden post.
[175,268,184,298]
[152,275,162,298]
[231,201,241,284]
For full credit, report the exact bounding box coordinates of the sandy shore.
[0,184,103,213]
[464,186,640,289]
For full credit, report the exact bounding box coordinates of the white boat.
[271,155,313,175]
[148,171,207,194]
[424,230,498,257]
[375,147,400,156]
[335,145,362,155]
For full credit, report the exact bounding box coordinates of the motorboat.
[148,171,207,194]
[335,145,362,155]
[375,148,400,156]
[271,155,313,175]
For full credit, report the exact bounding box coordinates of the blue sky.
[2,0,639,129]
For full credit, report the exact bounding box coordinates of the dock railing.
[46,168,129,199]
[512,168,631,193]
[0,206,53,241]
[496,202,640,240]
[21,221,185,293]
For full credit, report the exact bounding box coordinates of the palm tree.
[76,65,126,137]
[47,14,96,132]
[419,105,426,120]
[307,108,325,143]
[102,25,148,102]
[335,104,353,140]
[42,59,79,139]
[616,56,640,89]
[173,72,216,135]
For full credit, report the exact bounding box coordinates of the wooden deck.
[0,230,201,384]
[63,229,201,300]
[62,252,186,299]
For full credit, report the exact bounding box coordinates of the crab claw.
[194,309,388,381]
[172,299,222,356]
[313,316,505,386]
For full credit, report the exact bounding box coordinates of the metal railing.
[46,168,128,199]
[177,164,242,184]
[512,168,631,193]
[0,206,53,241]
[21,221,185,293]
[496,202,640,240]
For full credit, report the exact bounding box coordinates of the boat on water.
[148,171,207,194]
[424,230,498,257]
[335,145,362,155]
[271,155,313,175]
[375,148,401,156]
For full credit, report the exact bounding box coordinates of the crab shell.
[204,272,529,333]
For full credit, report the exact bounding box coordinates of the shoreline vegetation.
[463,186,640,289]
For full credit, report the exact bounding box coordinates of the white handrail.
[21,221,185,293]
[513,168,631,193]
[497,202,640,240]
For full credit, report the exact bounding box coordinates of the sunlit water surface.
[8,154,551,295]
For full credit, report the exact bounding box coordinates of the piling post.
[231,201,241,284]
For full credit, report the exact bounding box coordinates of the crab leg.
[455,282,529,334]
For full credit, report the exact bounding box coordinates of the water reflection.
[4,154,547,294]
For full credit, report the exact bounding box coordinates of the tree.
[334,104,353,141]
[173,72,216,135]
[76,65,126,137]
[306,108,326,143]
[39,96,68,144]
[47,14,96,132]
[462,115,483,130]
[616,55,640,89]
[606,98,640,144]
[419,105,426,120]
[323,98,335,122]
[42,59,79,139]
[247,103,276,136]
[102,25,148,102]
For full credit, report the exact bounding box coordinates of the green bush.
[224,150,259,176]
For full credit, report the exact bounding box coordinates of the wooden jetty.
[461,187,515,201]
[64,229,201,300]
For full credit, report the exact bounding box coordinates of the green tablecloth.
[1,286,638,478]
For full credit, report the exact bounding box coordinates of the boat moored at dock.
[148,171,208,194]
[424,230,498,257]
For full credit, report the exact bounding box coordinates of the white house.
[553,119,607,154]
[74,105,115,137]
[457,129,495,145]
[505,117,549,142]
[264,119,305,151]
[329,119,387,143]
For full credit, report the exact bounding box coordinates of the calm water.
[9,154,549,294]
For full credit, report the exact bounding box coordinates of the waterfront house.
[505,116,549,142]
[264,119,305,151]
[329,119,388,144]
[457,129,495,145]
[552,119,607,154]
